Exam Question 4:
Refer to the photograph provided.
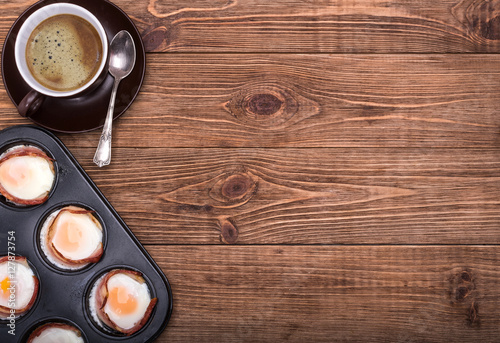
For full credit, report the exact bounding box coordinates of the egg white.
[50,210,102,260]
[88,273,105,329]
[29,325,84,343]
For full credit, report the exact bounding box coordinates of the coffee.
[26,14,103,92]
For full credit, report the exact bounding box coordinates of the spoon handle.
[93,77,121,167]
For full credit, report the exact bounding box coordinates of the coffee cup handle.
[18,89,45,118]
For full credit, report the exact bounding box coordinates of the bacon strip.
[94,269,157,335]
[0,146,54,164]
[0,184,50,206]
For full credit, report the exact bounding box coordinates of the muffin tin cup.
[84,265,158,337]
[20,317,88,342]
[0,125,172,342]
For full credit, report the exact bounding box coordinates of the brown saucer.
[1,0,146,133]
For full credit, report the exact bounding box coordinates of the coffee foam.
[26,14,103,92]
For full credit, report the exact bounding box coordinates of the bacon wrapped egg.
[0,256,38,318]
[27,322,84,343]
[40,206,104,270]
[89,269,157,335]
[0,145,55,206]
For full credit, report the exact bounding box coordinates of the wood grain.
[2,0,500,53]
[61,147,500,245]
[2,53,496,148]
[148,245,500,342]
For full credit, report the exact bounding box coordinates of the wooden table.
[2,0,500,341]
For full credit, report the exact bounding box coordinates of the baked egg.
[0,145,55,206]
[27,322,84,343]
[0,256,38,318]
[40,206,104,270]
[89,269,157,335]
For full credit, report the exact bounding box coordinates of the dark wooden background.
[2,0,500,341]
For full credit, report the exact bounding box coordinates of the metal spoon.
[93,30,136,167]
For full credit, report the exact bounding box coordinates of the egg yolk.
[0,277,11,299]
[108,286,138,315]
[0,158,29,188]
[54,219,82,252]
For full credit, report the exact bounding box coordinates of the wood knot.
[219,218,238,244]
[450,269,476,303]
[209,170,258,208]
[460,271,472,282]
[223,83,300,128]
[479,15,500,40]
[454,0,500,42]
[448,268,480,327]
[456,286,471,301]
[221,174,254,200]
[141,26,170,52]
[245,93,283,116]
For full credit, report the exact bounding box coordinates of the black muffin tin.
[0,125,172,342]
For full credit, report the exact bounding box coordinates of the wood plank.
[148,245,500,342]
[28,53,500,149]
[2,0,500,53]
[62,147,500,245]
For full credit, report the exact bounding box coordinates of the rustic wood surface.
[1,0,500,342]
[147,245,500,342]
